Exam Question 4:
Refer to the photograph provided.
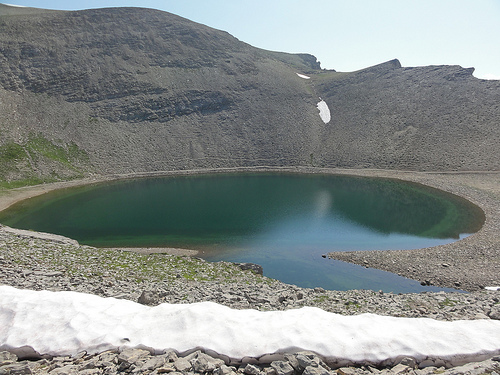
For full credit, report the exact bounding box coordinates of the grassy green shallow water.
[0,173,484,292]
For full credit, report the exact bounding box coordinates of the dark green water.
[0,173,484,292]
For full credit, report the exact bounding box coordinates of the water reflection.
[313,190,332,220]
[204,213,467,292]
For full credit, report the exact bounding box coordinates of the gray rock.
[154,363,176,373]
[284,354,300,371]
[138,290,161,305]
[141,355,168,371]
[117,348,150,366]
[270,361,295,375]
[262,367,277,375]
[0,362,32,375]
[77,359,98,371]
[163,349,179,363]
[237,263,263,276]
[46,364,79,375]
[398,357,417,369]
[173,357,192,372]
[418,359,437,369]
[0,352,18,366]
[215,364,237,375]
[96,351,118,366]
[414,367,438,375]
[390,364,411,374]
[336,368,358,375]
[295,352,322,369]
[190,352,224,373]
[443,360,498,375]
[43,271,65,277]
[243,364,261,375]
[474,313,490,319]
[488,305,500,320]
[302,366,331,375]
[78,369,101,375]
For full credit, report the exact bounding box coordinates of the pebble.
[1,349,499,375]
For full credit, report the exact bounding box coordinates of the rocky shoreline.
[325,170,500,292]
[1,168,500,374]
[1,226,500,375]
[4,222,500,321]
[1,226,500,374]
[1,167,499,292]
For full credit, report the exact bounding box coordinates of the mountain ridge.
[0,4,498,187]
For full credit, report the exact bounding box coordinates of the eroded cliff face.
[0,5,498,186]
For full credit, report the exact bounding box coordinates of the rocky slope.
[0,4,499,187]
[314,60,500,171]
[0,4,321,186]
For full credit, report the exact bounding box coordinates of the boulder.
[270,361,295,375]
[237,263,263,276]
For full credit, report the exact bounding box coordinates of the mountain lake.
[0,173,485,293]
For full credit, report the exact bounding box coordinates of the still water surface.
[0,174,484,292]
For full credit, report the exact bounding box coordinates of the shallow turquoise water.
[0,173,484,292]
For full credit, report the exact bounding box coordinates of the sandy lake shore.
[0,167,498,292]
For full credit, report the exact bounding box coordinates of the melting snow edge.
[1,286,500,367]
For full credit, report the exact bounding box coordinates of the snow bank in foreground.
[316,99,331,124]
[1,286,500,367]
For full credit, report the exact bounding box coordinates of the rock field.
[1,221,500,374]
[1,348,500,375]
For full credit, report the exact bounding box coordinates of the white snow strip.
[316,99,331,124]
[1,285,500,367]
[3,3,27,7]
[296,73,311,79]
[485,286,500,291]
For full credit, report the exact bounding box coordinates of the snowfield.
[1,286,500,367]
[316,99,331,124]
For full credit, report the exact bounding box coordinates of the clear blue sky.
[4,0,500,79]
